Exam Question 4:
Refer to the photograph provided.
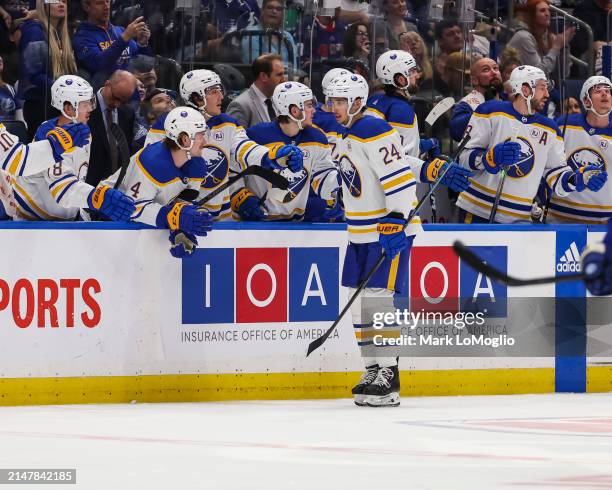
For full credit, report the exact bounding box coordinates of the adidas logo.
[557,242,582,273]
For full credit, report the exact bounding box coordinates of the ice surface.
[1,393,611,489]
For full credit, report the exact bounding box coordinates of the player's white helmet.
[322,68,350,98]
[376,50,418,92]
[51,75,96,121]
[326,73,369,127]
[180,69,223,115]
[508,65,547,115]
[164,107,207,153]
[580,75,612,117]
[272,82,314,130]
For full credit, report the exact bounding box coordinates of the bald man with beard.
[450,58,503,142]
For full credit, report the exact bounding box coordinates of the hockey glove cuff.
[377,212,408,259]
[230,187,264,221]
[87,184,135,222]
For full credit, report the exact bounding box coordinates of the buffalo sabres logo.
[338,155,362,197]
[200,145,229,190]
[506,136,535,179]
[567,147,606,172]
[278,168,309,203]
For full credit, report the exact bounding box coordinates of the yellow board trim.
[587,366,612,393]
[0,368,555,406]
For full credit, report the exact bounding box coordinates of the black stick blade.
[453,241,583,286]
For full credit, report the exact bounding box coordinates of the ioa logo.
[181,247,339,324]
[404,245,508,317]
[557,242,582,273]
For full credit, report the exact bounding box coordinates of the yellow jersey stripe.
[460,193,530,219]
[347,129,395,143]
[8,148,23,175]
[469,179,533,204]
[382,173,415,191]
[345,208,386,217]
[551,196,612,210]
[13,183,56,220]
[50,178,77,199]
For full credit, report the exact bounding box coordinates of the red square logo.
[236,248,287,323]
[410,246,459,312]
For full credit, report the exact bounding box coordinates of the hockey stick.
[424,97,455,223]
[488,125,520,223]
[453,240,583,286]
[195,166,289,207]
[306,135,471,357]
[110,123,132,190]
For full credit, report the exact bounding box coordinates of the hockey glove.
[423,158,472,192]
[46,123,91,162]
[419,138,441,158]
[169,230,198,258]
[156,202,213,236]
[264,144,304,172]
[230,187,265,221]
[484,141,521,174]
[377,212,408,259]
[581,243,612,296]
[87,184,135,222]
[574,165,608,192]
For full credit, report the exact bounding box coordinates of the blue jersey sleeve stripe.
[1,143,21,171]
[379,167,411,182]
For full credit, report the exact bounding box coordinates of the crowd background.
[0,0,610,222]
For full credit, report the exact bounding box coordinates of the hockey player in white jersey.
[313,68,349,156]
[102,107,213,258]
[457,65,608,223]
[236,82,338,221]
[9,75,134,221]
[328,72,420,407]
[145,69,302,221]
[548,76,612,224]
[0,116,90,180]
[366,50,471,194]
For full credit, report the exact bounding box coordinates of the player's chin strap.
[585,95,612,118]
[177,137,195,160]
[61,103,79,124]
[523,91,535,116]
[188,99,213,121]
[346,100,363,127]
[288,109,306,131]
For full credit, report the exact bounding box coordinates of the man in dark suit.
[86,70,137,187]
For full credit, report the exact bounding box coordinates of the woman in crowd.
[506,0,574,80]
[18,0,76,139]
[399,30,432,87]
[343,22,371,65]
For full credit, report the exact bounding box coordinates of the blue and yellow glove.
[262,144,304,172]
[156,202,213,235]
[574,165,608,192]
[377,212,408,259]
[423,158,472,192]
[230,187,265,221]
[46,123,91,162]
[169,230,198,258]
[87,184,135,222]
[484,141,521,174]
[419,138,441,158]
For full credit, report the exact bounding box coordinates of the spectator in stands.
[435,19,489,59]
[73,0,152,85]
[86,70,137,187]
[0,55,17,120]
[18,0,76,140]
[240,0,298,69]
[571,0,611,61]
[140,88,175,128]
[226,54,286,128]
[450,57,502,141]
[375,0,418,51]
[506,0,574,78]
[300,14,346,66]
[131,55,157,96]
[343,23,370,66]
[440,51,473,99]
[399,31,433,87]
[203,0,259,34]
[562,97,581,115]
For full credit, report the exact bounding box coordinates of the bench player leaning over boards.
[144,69,302,221]
[548,76,612,224]
[101,107,213,258]
[457,65,608,224]
[328,73,421,407]
[11,75,134,222]
[232,82,338,221]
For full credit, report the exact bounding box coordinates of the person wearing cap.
[506,0,575,79]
